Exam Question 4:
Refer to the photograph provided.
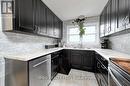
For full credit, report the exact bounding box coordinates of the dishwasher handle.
[33,59,50,68]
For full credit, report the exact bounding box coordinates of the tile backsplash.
[0,28,57,54]
[109,32,130,55]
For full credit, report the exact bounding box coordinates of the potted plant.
[72,16,86,48]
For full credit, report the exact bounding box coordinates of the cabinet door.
[19,0,34,32]
[51,54,60,79]
[82,51,95,71]
[53,16,59,37]
[100,12,105,37]
[111,0,118,33]
[71,50,82,69]
[118,0,128,31]
[34,0,40,33]
[59,20,63,38]
[34,0,47,35]
[61,49,71,74]
[46,9,54,36]
[39,1,47,35]
[105,2,111,36]
[104,7,107,36]
[53,16,62,38]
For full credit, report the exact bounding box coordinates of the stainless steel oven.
[108,67,122,86]
[108,61,130,86]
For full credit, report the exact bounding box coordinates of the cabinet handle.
[34,25,38,33]
[101,65,106,70]
[124,16,129,25]
[101,57,106,61]
[52,55,59,59]
[37,27,41,34]
[97,62,100,68]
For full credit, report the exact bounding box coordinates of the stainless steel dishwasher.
[0,57,5,86]
[29,54,51,86]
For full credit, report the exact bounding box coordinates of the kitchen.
[0,0,130,86]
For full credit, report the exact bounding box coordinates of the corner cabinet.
[99,0,130,37]
[13,0,63,38]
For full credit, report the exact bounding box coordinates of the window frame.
[67,25,97,43]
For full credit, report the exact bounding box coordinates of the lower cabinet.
[5,49,109,86]
[82,51,95,71]
[71,50,82,69]
[70,50,95,72]
[95,53,108,86]
[59,49,71,75]
[51,51,60,80]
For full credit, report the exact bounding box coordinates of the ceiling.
[42,0,108,21]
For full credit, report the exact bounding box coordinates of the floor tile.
[49,69,99,86]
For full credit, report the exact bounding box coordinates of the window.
[67,25,96,43]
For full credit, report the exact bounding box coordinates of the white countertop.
[0,47,130,61]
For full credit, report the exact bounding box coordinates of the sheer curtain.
[66,24,99,48]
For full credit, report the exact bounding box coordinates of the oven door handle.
[108,68,122,86]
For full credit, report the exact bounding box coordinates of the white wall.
[62,16,100,48]
[109,32,130,55]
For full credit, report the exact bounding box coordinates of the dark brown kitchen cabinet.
[10,0,63,38]
[99,11,105,37]
[51,51,61,79]
[71,50,82,69]
[100,0,130,37]
[46,9,54,37]
[104,1,111,36]
[117,0,129,31]
[34,0,47,35]
[18,0,34,33]
[53,16,63,38]
[53,16,59,38]
[70,50,95,72]
[82,51,95,71]
[110,0,118,33]
[60,49,71,75]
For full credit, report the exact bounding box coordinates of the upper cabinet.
[18,0,34,33]
[46,8,54,37]
[99,11,105,37]
[53,16,62,38]
[99,0,130,37]
[105,1,111,36]
[117,0,129,31]
[110,0,118,33]
[13,0,63,38]
[34,0,47,35]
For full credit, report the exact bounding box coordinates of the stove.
[109,58,130,86]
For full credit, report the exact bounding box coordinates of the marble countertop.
[0,47,130,61]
